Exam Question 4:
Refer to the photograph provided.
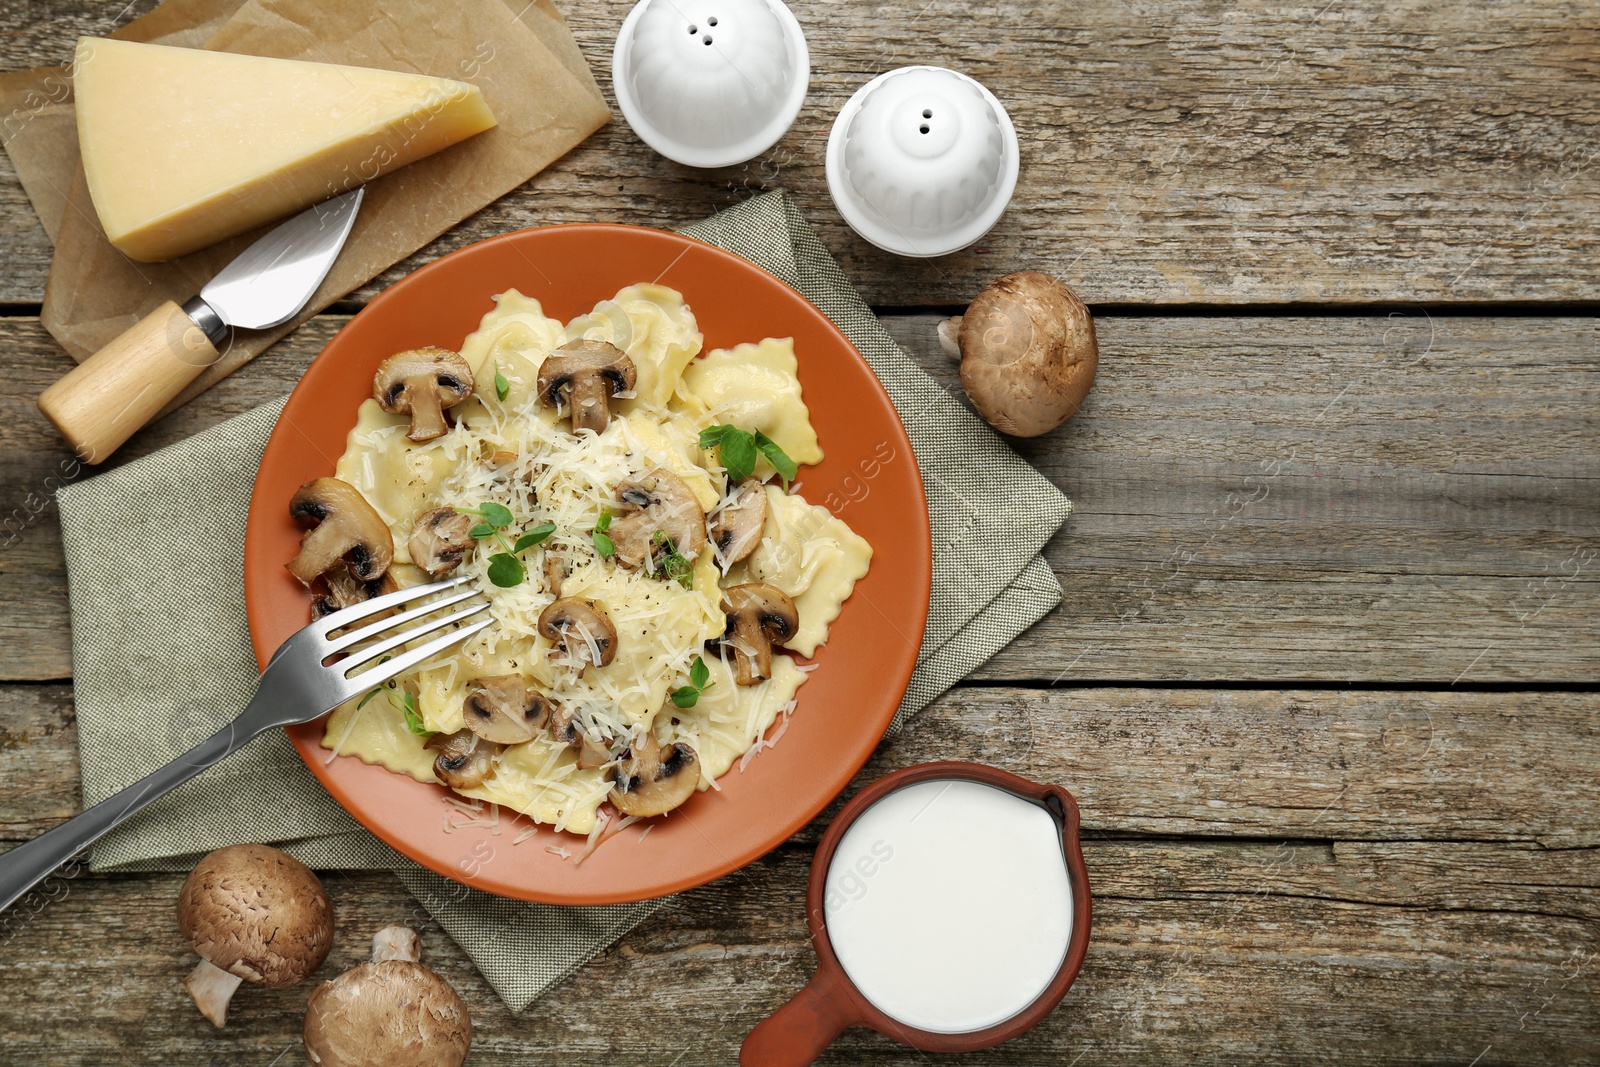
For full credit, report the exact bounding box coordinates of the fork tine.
[325,586,485,653]
[335,600,493,674]
[344,617,495,692]
[309,575,473,635]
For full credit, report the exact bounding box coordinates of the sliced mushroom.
[426,729,503,789]
[609,467,708,571]
[288,478,394,587]
[373,347,474,442]
[311,563,398,620]
[537,598,618,671]
[549,702,616,769]
[707,478,767,569]
[303,925,471,1067]
[716,583,799,686]
[408,506,476,575]
[461,675,551,744]
[609,732,700,818]
[535,340,636,433]
[542,552,568,598]
[177,844,333,1028]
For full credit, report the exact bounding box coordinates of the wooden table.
[2,0,1597,1062]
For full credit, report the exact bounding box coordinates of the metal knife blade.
[198,186,364,331]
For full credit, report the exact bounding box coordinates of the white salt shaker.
[612,0,810,169]
[826,66,1019,257]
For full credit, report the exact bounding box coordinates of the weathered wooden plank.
[0,843,1594,1064]
[3,313,1594,684]
[6,683,1597,847]
[3,0,1598,307]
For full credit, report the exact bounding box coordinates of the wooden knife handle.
[37,299,219,465]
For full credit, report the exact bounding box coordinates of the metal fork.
[0,576,491,915]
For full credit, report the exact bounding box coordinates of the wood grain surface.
[2,314,1593,684]
[2,0,1596,1062]
[2,684,1595,1063]
[2,0,1598,309]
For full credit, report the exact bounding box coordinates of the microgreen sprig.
[493,361,510,402]
[670,655,714,709]
[463,503,554,587]
[357,657,434,737]
[699,424,797,488]
[592,510,615,559]
[651,530,695,590]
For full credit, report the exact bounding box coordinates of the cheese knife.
[37,186,364,464]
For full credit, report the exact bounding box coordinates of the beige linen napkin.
[55,190,1071,1010]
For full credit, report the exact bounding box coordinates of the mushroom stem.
[371,925,421,964]
[408,390,448,440]
[184,957,244,1029]
[569,375,612,434]
[730,613,772,685]
[289,522,361,586]
[938,315,964,361]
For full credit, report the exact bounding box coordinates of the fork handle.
[0,710,268,915]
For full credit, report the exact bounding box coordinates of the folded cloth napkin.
[55,190,1071,1011]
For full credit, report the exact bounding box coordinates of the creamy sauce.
[822,779,1073,1034]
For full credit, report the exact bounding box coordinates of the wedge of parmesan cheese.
[73,37,496,261]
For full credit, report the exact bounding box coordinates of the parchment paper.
[2,0,609,409]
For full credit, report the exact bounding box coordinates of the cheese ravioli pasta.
[305,285,872,841]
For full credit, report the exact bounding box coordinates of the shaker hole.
[708,15,718,25]
[703,34,713,43]
[688,24,697,33]
[922,108,933,118]
[919,124,930,134]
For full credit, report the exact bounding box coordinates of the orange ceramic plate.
[243,225,931,905]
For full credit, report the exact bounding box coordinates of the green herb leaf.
[593,531,615,559]
[487,552,526,587]
[719,430,758,482]
[513,523,556,552]
[671,655,714,707]
[477,502,514,528]
[494,362,510,402]
[754,431,798,487]
[698,425,732,450]
[595,510,613,532]
[469,523,495,540]
[357,687,385,710]
[400,692,434,737]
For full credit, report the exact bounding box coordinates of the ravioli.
[320,284,871,840]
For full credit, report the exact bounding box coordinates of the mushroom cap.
[426,729,503,789]
[407,506,476,575]
[536,340,637,434]
[610,467,708,570]
[176,844,333,988]
[707,478,768,569]
[373,347,474,442]
[303,960,472,1067]
[288,478,395,586]
[462,675,551,744]
[537,598,619,670]
[610,733,700,818]
[957,271,1098,437]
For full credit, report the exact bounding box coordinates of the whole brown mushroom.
[176,843,334,1028]
[287,478,394,588]
[940,271,1098,437]
[535,339,637,434]
[303,925,472,1067]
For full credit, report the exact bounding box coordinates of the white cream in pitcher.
[822,779,1073,1034]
